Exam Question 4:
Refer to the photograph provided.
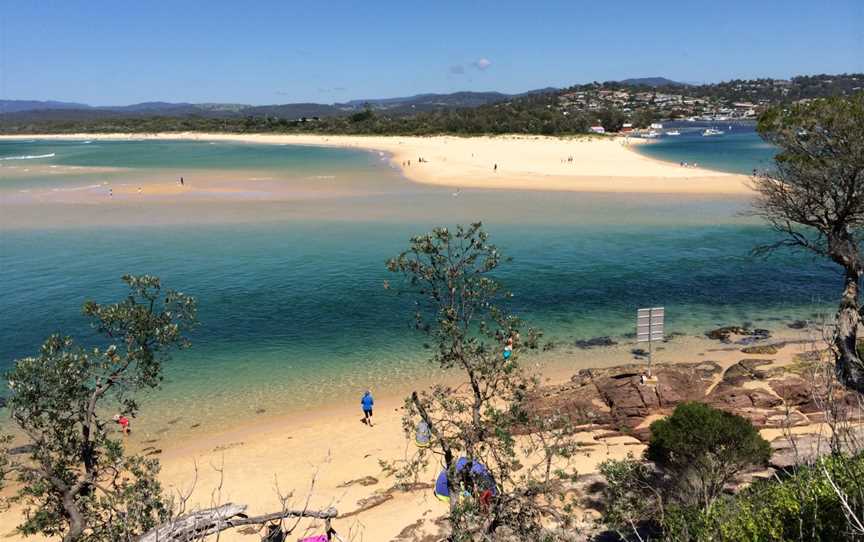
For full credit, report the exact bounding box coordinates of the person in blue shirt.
[361,390,374,427]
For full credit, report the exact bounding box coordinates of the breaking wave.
[0,153,56,161]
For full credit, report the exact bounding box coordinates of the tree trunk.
[835,266,864,392]
[61,490,85,542]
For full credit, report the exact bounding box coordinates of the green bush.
[664,452,864,541]
[647,402,771,510]
[598,455,662,539]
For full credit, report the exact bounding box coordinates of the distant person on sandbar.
[494,163,498,172]
[361,390,374,427]
[180,177,184,186]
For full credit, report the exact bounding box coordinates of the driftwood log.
[138,503,338,542]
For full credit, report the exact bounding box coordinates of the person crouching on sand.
[361,390,374,427]
[113,413,130,435]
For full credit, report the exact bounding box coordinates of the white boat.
[665,130,681,136]
[703,128,724,136]
[642,130,659,139]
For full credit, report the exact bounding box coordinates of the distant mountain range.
[0,84,616,121]
[618,77,687,87]
[0,88,562,120]
[0,100,92,113]
[0,77,692,122]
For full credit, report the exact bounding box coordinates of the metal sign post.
[637,307,664,377]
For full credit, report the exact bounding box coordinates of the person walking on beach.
[361,390,374,427]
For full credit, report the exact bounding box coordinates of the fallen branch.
[138,503,338,542]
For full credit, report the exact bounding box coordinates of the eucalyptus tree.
[4,275,197,541]
[387,223,579,541]
[0,274,357,542]
[752,93,864,392]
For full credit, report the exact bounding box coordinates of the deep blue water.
[634,124,776,175]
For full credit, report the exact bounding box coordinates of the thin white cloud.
[472,58,492,71]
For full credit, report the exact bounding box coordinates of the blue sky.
[2,0,862,105]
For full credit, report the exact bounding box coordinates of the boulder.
[574,336,618,349]
[768,375,815,410]
[741,344,780,355]
[528,380,613,428]
[654,363,719,404]
[706,326,749,341]
[769,433,832,469]
[595,374,659,419]
[721,359,774,385]
[707,384,783,410]
[705,326,771,343]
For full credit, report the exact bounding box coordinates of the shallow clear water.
[0,137,839,433]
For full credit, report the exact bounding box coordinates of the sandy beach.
[0,133,751,196]
[0,132,794,541]
[0,326,825,541]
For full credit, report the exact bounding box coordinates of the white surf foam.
[0,153,56,161]
[50,184,104,193]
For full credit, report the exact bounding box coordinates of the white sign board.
[636,307,664,343]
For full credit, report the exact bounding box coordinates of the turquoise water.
[633,124,776,175]
[0,138,372,170]
[0,137,839,431]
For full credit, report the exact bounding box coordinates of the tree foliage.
[600,403,770,541]
[386,223,582,541]
[646,402,771,511]
[662,451,864,541]
[598,455,663,540]
[752,93,864,391]
[4,275,196,542]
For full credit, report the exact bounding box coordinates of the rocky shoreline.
[530,325,857,470]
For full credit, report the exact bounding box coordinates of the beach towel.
[298,536,328,542]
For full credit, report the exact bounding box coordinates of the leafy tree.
[595,108,626,132]
[4,275,196,542]
[386,223,579,541]
[598,455,664,541]
[662,451,864,541]
[630,109,656,129]
[752,93,864,392]
[349,104,375,123]
[646,402,770,511]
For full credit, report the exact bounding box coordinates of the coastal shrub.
[663,452,864,541]
[646,401,771,510]
[598,455,663,540]
[3,275,197,541]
